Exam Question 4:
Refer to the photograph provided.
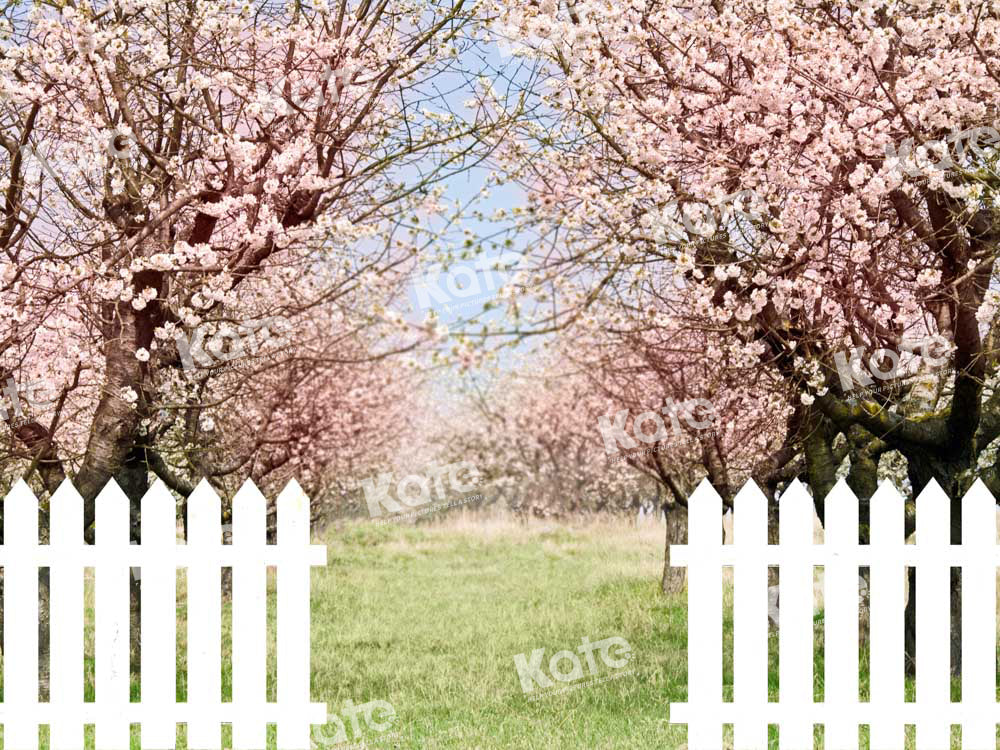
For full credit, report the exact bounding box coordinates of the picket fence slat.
[49,481,85,750]
[916,480,951,750]
[961,480,996,750]
[95,480,133,750]
[141,482,178,749]
[0,478,327,750]
[187,480,224,750]
[4,481,39,750]
[778,480,814,750]
[231,481,268,750]
[733,482,768,750]
[825,480,859,750]
[670,478,1000,750]
[683,479,723,750]
[868,482,905,750]
[276,481,312,750]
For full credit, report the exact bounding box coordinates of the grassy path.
[309,518,683,749]
[5,515,988,748]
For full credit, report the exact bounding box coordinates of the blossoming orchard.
[1,0,999,747]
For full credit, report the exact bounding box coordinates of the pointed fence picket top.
[824,478,859,750]
[961,480,997,750]
[682,478,723,750]
[187,479,223,750]
[141,481,178,749]
[669,478,1000,749]
[231,479,269,750]
[915,479,951,750]
[962,480,997,747]
[0,477,327,749]
[49,480,85,750]
[95,479,132,750]
[732,480,768,750]
[777,479,814,750]
[276,480,313,750]
[868,480,905,750]
[4,480,39,750]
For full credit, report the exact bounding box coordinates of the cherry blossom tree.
[0,0,504,676]
[423,349,646,519]
[561,312,802,589]
[492,0,1000,671]
[0,0,497,509]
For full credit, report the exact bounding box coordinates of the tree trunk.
[903,565,917,678]
[846,435,878,645]
[803,410,838,526]
[661,503,688,594]
[767,499,779,587]
[117,449,150,677]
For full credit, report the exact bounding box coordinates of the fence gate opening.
[0,478,327,750]
[670,478,999,750]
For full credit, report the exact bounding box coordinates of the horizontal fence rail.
[669,478,999,750]
[0,478,328,750]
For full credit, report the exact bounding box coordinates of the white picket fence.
[670,478,999,750]
[0,478,327,750]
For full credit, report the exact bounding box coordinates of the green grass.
[1,518,681,749]
[308,518,681,749]
[2,515,991,748]
[241,517,999,750]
